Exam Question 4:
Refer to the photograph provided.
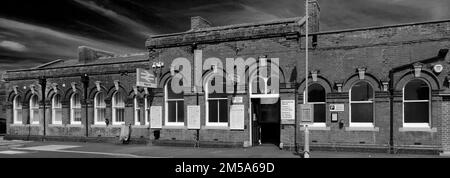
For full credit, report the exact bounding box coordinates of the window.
[349,81,374,127]
[13,96,22,124]
[165,80,184,126]
[144,97,150,125]
[71,93,82,125]
[94,92,106,125]
[206,78,228,127]
[52,94,62,125]
[29,95,39,124]
[112,91,125,125]
[134,97,141,126]
[305,83,326,126]
[403,79,430,127]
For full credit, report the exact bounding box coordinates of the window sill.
[48,124,63,127]
[399,127,437,132]
[67,124,83,127]
[91,125,122,128]
[132,125,149,129]
[300,126,330,131]
[162,126,186,129]
[10,124,24,126]
[201,126,230,130]
[345,127,379,132]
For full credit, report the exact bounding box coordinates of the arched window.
[144,96,150,125]
[165,80,184,126]
[71,93,82,125]
[112,91,125,125]
[305,83,326,126]
[403,79,430,127]
[29,94,39,125]
[52,94,62,124]
[206,77,228,127]
[134,97,141,126]
[13,95,22,124]
[349,81,374,127]
[94,92,106,125]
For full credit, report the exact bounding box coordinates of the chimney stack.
[191,16,212,30]
[307,0,320,33]
[78,46,114,63]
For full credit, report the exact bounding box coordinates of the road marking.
[14,145,169,158]
[19,145,81,151]
[0,150,29,154]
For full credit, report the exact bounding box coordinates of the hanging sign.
[230,105,245,130]
[150,106,162,128]
[187,105,201,129]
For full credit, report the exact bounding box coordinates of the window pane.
[209,100,218,122]
[74,109,82,122]
[177,101,184,122]
[208,78,227,98]
[33,109,40,122]
[168,101,177,122]
[405,79,429,100]
[404,102,429,123]
[136,109,141,123]
[308,84,325,102]
[313,104,326,123]
[167,81,183,99]
[351,82,373,101]
[351,103,373,123]
[116,108,124,122]
[54,108,62,122]
[219,100,228,123]
[97,108,105,122]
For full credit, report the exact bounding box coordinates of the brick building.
[2,0,450,154]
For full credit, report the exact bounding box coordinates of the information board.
[329,104,345,112]
[281,100,295,120]
[300,104,314,124]
[136,68,157,88]
[150,106,162,128]
[187,105,201,129]
[230,105,245,130]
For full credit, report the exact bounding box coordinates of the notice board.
[230,105,245,130]
[281,100,295,120]
[150,106,162,128]
[187,105,201,129]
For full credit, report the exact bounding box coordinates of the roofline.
[150,17,306,39]
[5,59,148,73]
[311,19,450,36]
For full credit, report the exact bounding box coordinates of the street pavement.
[0,136,444,158]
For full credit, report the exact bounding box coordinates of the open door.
[251,98,280,146]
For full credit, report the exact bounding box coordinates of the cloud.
[0,40,27,52]
[72,0,154,37]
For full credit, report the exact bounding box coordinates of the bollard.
[304,125,310,158]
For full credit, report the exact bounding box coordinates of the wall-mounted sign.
[136,68,157,88]
[281,100,295,120]
[187,105,201,129]
[150,106,162,128]
[300,104,313,124]
[230,105,245,130]
[331,112,338,122]
[232,97,243,104]
[329,104,344,112]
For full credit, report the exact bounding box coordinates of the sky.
[1,0,450,73]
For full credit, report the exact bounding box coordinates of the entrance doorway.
[251,98,280,146]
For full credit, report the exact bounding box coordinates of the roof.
[7,52,149,72]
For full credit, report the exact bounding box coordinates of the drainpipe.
[388,70,394,154]
[81,74,89,138]
[38,76,46,141]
